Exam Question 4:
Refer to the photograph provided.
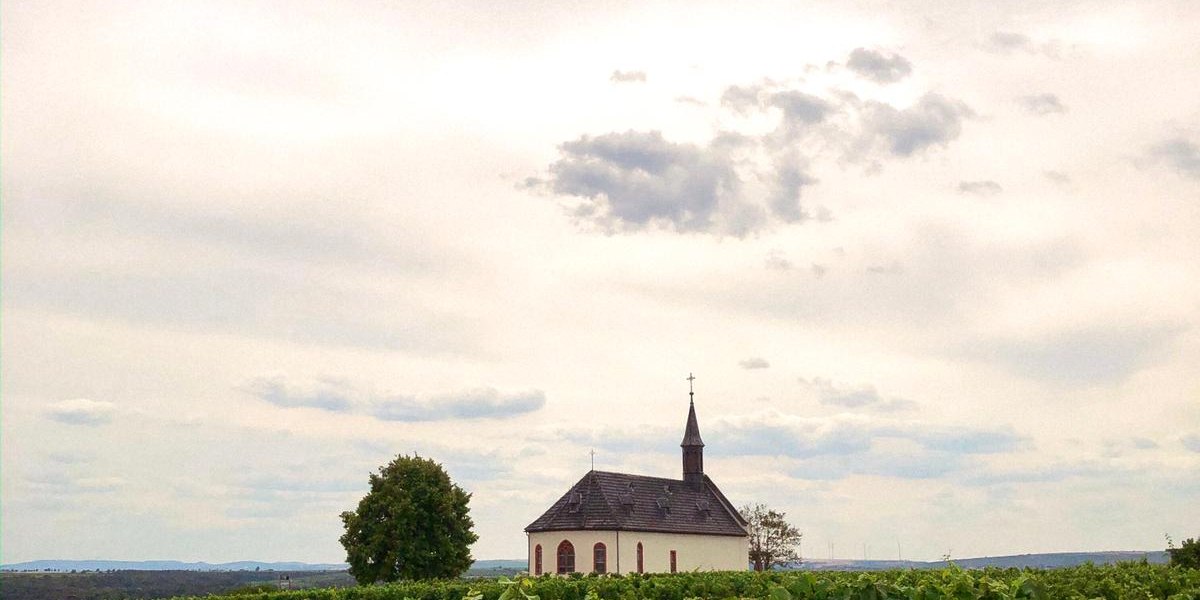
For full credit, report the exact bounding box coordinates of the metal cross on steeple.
[686,373,696,400]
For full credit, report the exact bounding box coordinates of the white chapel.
[524,382,749,574]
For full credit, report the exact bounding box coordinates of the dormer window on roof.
[656,495,670,514]
[567,491,583,513]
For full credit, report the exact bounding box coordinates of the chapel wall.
[528,530,747,575]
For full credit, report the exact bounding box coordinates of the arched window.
[593,542,607,574]
[534,544,543,576]
[636,542,644,574]
[669,550,677,573]
[556,540,575,574]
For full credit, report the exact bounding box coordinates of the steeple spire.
[681,373,704,485]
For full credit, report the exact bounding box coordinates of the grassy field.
[159,563,1199,600]
[6,562,1197,599]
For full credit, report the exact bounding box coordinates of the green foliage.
[1169,537,1200,570]
[163,563,1200,600]
[740,503,803,571]
[340,454,479,584]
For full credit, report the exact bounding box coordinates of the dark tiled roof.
[525,471,748,536]
[681,401,704,447]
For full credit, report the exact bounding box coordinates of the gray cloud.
[986,31,1061,58]
[654,224,1083,334]
[675,95,706,106]
[554,425,674,454]
[1131,437,1158,450]
[1044,170,1071,184]
[1183,434,1200,453]
[803,377,917,412]
[862,93,973,157]
[902,425,1025,454]
[372,388,545,422]
[739,357,771,369]
[866,261,904,275]
[765,250,793,271]
[709,415,1025,480]
[719,414,1023,457]
[236,473,364,494]
[958,180,1003,195]
[6,191,445,275]
[45,399,116,426]
[769,90,834,125]
[242,377,545,421]
[1019,93,1067,115]
[768,154,817,221]
[610,70,647,83]
[1148,137,1200,179]
[720,85,763,114]
[537,83,973,235]
[3,194,477,355]
[846,48,913,84]
[715,418,873,458]
[988,31,1033,53]
[546,416,1011,481]
[6,269,476,355]
[963,323,1184,386]
[541,130,751,234]
[961,461,1112,486]
[243,377,354,412]
[790,450,963,480]
[26,471,126,495]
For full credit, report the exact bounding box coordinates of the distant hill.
[465,559,527,578]
[468,559,527,571]
[2,551,1169,574]
[794,551,1169,571]
[0,558,529,574]
[0,559,347,572]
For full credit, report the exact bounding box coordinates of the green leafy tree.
[740,503,803,571]
[1168,536,1200,569]
[340,454,478,583]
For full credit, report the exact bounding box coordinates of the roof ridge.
[592,471,685,483]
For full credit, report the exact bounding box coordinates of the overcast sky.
[3,0,1199,565]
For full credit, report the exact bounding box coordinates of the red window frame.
[636,542,644,574]
[557,540,575,574]
[670,550,677,573]
[534,544,542,576]
[593,542,607,573]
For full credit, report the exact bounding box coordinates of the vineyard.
[169,563,1200,600]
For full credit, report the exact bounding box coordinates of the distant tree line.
[0,570,353,600]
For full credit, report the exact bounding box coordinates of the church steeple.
[681,373,704,485]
